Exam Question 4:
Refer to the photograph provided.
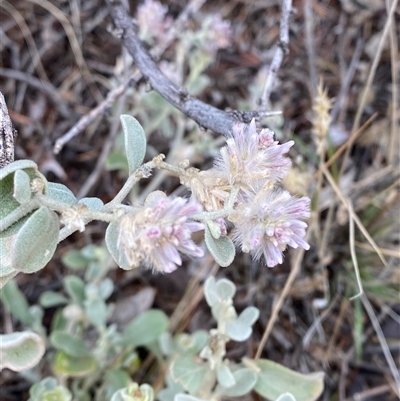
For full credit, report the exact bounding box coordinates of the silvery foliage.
[158,277,324,401]
[0,115,236,371]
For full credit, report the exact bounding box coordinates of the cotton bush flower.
[204,14,233,53]
[230,190,311,267]
[214,120,294,197]
[61,204,88,233]
[137,0,172,45]
[117,191,204,273]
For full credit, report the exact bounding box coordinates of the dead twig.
[105,0,259,138]
[54,0,207,154]
[0,91,16,168]
[258,0,292,110]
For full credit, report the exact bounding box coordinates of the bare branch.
[0,91,16,169]
[258,0,292,111]
[105,0,259,137]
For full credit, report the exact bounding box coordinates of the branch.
[0,91,16,169]
[258,0,292,110]
[105,0,261,137]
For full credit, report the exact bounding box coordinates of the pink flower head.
[137,0,172,44]
[230,190,310,267]
[214,120,294,196]
[118,191,204,273]
[204,14,233,53]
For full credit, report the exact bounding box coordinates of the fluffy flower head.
[230,190,310,267]
[118,191,204,273]
[214,120,294,196]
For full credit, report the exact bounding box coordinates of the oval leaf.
[217,368,257,397]
[11,206,59,273]
[105,221,131,270]
[0,331,45,371]
[217,364,236,388]
[47,182,77,205]
[170,356,207,395]
[253,359,324,401]
[50,331,91,357]
[1,279,33,325]
[39,291,68,308]
[237,306,260,326]
[53,350,97,377]
[78,197,104,211]
[226,320,252,342]
[122,309,169,347]
[204,226,235,267]
[13,169,32,204]
[120,115,147,174]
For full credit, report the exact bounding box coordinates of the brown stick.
[0,91,16,169]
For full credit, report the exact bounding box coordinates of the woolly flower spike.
[230,190,311,267]
[117,191,204,273]
[214,120,294,196]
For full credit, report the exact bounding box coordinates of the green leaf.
[216,278,236,301]
[1,279,33,325]
[78,197,104,211]
[120,115,147,174]
[204,226,235,267]
[50,331,91,358]
[61,249,89,270]
[0,331,45,371]
[122,309,169,347]
[217,368,257,397]
[226,320,252,342]
[105,221,131,270]
[103,369,131,400]
[11,206,59,273]
[39,291,68,308]
[47,182,77,205]
[0,160,40,238]
[64,275,85,306]
[217,364,236,388]
[53,350,97,377]
[170,356,207,395]
[29,377,72,401]
[237,306,260,326]
[0,236,18,289]
[84,297,109,328]
[203,276,218,307]
[13,169,32,204]
[253,359,324,401]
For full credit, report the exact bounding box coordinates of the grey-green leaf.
[253,358,324,401]
[11,206,59,273]
[0,331,45,372]
[78,197,104,211]
[39,291,68,308]
[217,368,257,397]
[120,114,147,174]
[13,169,31,204]
[217,364,236,388]
[105,221,131,270]
[64,275,85,306]
[170,356,207,395]
[47,182,77,205]
[122,309,169,347]
[1,279,33,325]
[204,226,235,267]
[50,331,91,358]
